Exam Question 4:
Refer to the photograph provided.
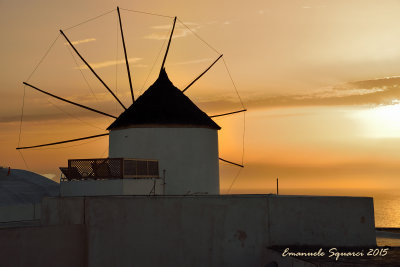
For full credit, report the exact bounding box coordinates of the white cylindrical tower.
[107,69,220,195]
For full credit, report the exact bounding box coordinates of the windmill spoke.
[23,82,117,119]
[160,16,177,73]
[16,133,109,150]
[60,30,127,110]
[182,54,223,93]
[210,109,246,118]
[219,158,244,168]
[117,6,134,103]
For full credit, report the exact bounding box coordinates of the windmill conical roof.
[107,69,221,130]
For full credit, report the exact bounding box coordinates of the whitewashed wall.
[0,203,41,222]
[38,195,376,267]
[60,179,163,196]
[109,127,219,195]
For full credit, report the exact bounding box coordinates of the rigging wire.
[115,14,119,113]
[46,99,105,131]
[18,34,60,169]
[222,111,246,191]
[217,58,247,187]
[120,8,174,19]
[139,29,169,95]
[176,16,247,172]
[65,42,99,103]
[18,150,29,169]
[227,168,243,194]
[222,57,245,110]
[60,29,127,110]
[17,85,26,148]
[26,34,60,82]
[17,85,29,169]
[19,8,246,181]
[63,9,116,31]
[177,18,221,55]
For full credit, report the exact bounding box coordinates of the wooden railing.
[60,158,159,181]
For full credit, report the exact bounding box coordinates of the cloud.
[244,76,400,108]
[291,88,385,100]
[76,57,145,70]
[144,23,201,40]
[65,38,96,46]
[193,76,400,111]
[333,76,400,91]
[171,58,213,66]
[7,76,400,124]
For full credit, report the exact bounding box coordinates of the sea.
[374,194,400,228]
[374,194,400,246]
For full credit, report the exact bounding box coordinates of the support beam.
[60,30,127,110]
[276,177,279,195]
[160,16,177,73]
[219,158,244,168]
[182,54,223,93]
[117,6,134,103]
[16,133,109,150]
[23,82,117,119]
[210,109,246,118]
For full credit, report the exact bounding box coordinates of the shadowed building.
[5,9,380,267]
[0,168,59,223]
[107,69,220,195]
[60,69,221,196]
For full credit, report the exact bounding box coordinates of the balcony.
[60,158,159,181]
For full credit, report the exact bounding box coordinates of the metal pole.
[60,30,127,110]
[23,82,117,119]
[16,133,109,150]
[219,157,244,168]
[117,6,134,103]
[182,54,223,93]
[210,109,247,118]
[276,177,279,195]
[160,17,177,73]
[163,169,166,195]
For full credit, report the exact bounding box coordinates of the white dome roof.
[0,168,59,206]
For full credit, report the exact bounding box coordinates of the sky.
[1,0,400,197]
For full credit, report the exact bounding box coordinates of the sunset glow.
[2,0,400,204]
[352,102,400,138]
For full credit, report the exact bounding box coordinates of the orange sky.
[2,0,400,196]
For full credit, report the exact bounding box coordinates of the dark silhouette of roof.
[107,69,221,130]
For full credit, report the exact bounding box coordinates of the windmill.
[17,7,246,195]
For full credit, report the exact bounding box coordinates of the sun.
[352,100,400,138]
